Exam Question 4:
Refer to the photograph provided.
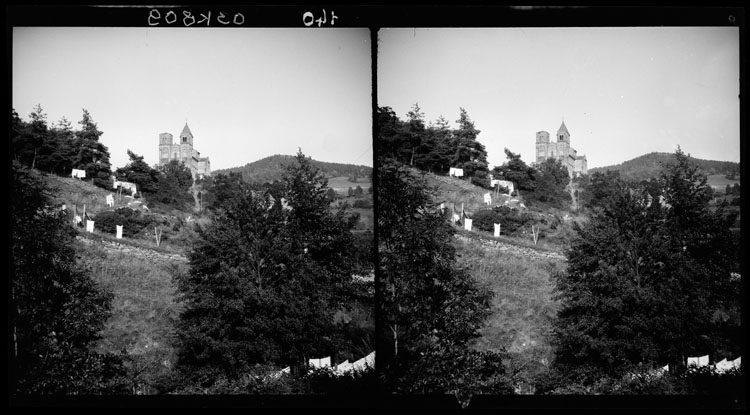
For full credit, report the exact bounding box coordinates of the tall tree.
[114,150,161,195]
[282,150,361,305]
[154,159,194,206]
[174,150,363,386]
[74,109,112,189]
[584,170,623,211]
[530,157,570,206]
[493,148,536,193]
[377,158,511,401]
[377,106,409,162]
[452,108,489,182]
[11,105,48,169]
[10,162,128,394]
[46,117,78,176]
[551,148,740,385]
[405,103,427,166]
[200,172,249,212]
[415,115,455,174]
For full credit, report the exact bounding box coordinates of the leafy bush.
[94,207,153,237]
[471,173,491,189]
[541,366,743,396]
[303,366,376,395]
[472,206,532,235]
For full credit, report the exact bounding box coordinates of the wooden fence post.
[531,224,540,245]
[154,226,162,247]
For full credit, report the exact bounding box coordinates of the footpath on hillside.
[76,232,189,263]
[454,230,567,263]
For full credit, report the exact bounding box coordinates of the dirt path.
[455,233,567,262]
[76,235,188,263]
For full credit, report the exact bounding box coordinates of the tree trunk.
[391,324,399,357]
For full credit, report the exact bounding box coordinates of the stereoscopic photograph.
[376,25,741,407]
[11,19,373,401]
[8,4,744,412]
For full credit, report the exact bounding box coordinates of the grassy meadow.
[77,240,187,394]
[706,174,740,192]
[454,235,566,394]
[327,176,372,195]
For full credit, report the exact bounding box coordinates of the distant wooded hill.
[213,154,373,185]
[589,152,740,182]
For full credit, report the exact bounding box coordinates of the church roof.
[180,123,193,138]
[557,121,569,136]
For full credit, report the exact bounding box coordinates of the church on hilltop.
[158,123,211,179]
[535,121,588,176]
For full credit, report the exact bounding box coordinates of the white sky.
[12,27,373,171]
[378,27,740,169]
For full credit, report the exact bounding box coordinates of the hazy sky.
[378,27,740,169]
[13,27,372,171]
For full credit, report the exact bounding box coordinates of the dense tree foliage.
[114,150,161,195]
[114,151,194,208]
[75,109,113,189]
[492,150,574,207]
[550,148,741,388]
[724,183,740,196]
[453,108,490,187]
[153,159,194,207]
[10,162,128,394]
[12,106,113,190]
[528,157,570,207]
[492,148,537,193]
[377,158,512,403]
[377,105,491,184]
[173,150,371,388]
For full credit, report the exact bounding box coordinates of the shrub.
[472,206,532,235]
[471,174,491,189]
[94,207,153,237]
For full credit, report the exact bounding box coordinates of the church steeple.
[180,122,194,145]
[557,121,570,143]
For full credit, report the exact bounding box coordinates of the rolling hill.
[213,154,373,185]
[589,152,740,182]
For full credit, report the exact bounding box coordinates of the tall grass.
[454,237,566,393]
[76,240,188,394]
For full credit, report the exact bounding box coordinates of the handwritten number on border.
[148,9,244,26]
[303,9,338,27]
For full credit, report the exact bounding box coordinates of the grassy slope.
[422,169,571,393]
[455,235,565,394]
[77,240,187,394]
[46,173,207,254]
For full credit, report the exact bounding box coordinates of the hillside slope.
[214,154,373,185]
[590,152,739,182]
[420,169,521,216]
[44,173,202,256]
